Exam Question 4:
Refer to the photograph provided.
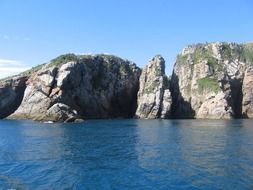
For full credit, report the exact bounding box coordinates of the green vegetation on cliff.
[176,44,222,72]
[197,77,220,93]
[176,54,188,63]
[241,46,253,64]
[192,45,222,71]
[47,53,79,68]
[220,43,253,64]
[178,42,253,72]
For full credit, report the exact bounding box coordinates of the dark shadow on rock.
[58,59,141,119]
[170,72,195,119]
[229,78,243,118]
[0,77,28,118]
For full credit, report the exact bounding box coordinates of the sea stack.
[135,55,172,119]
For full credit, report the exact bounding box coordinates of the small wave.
[0,174,28,190]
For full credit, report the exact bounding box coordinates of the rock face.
[242,67,253,117]
[171,42,253,119]
[135,55,172,119]
[1,42,253,122]
[0,76,28,119]
[8,54,141,122]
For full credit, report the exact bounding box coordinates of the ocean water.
[0,119,253,190]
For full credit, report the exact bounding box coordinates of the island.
[1,42,253,122]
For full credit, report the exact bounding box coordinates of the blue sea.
[0,119,253,190]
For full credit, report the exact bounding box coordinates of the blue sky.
[0,0,252,78]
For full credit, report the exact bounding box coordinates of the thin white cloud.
[2,35,31,41]
[0,59,30,79]
[0,59,22,65]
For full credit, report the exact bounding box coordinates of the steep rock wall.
[171,42,253,119]
[135,55,172,119]
[9,54,141,121]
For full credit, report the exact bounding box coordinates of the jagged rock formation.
[0,76,28,119]
[7,54,141,122]
[135,55,172,119]
[171,42,253,119]
[1,42,253,122]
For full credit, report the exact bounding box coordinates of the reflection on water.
[0,119,253,189]
[135,120,253,189]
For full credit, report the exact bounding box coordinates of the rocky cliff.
[0,76,28,119]
[1,42,253,122]
[171,42,253,119]
[135,55,172,119]
[6,54,141,122]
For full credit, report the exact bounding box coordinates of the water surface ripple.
[0,119,253,189]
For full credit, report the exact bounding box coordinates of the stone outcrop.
[242,67,253,117]
[135,55,172,119]
[0,76,28,119]
[8,54,141,122]
[171,42,253,119]
[1,42,253,122]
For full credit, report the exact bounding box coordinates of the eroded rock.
[135,55,172,119]
[9,54,141,121]
[171,42,253,119]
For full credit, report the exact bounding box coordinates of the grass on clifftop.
[197,77,220,93]
[241,46,253,65]
[176,45,222,72]
[47,53,133,68]
[0,53,133,83]
[192,46,222,70]
[47,53,79,68]
[220,43,253,64]
[178,42,253,72]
